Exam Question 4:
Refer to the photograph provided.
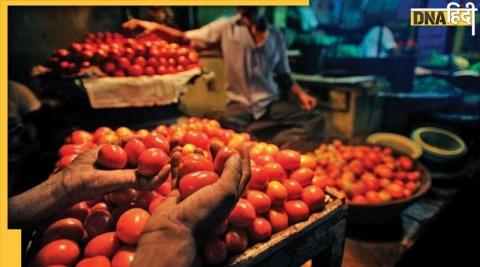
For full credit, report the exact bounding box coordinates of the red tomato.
[301,185,325,212]
[263,162,287,181]
[407,171,420,182]
[178,153,214,178]
[386,183,405,199]
[56,154,78,169]
[351,195,368,204]
[224,227,248,253]
[365,191,382,204]
[290,167,314,187]
[84,209,114,238]
[247,217,272,242]
[248,166,269,190]
[300,154,317,169]
[34,239,80,267]
[106,188,139,206]
[42,218,84,245]
[213,146,236,174]
[97,145,127,170]
[143,134,170,153]
[111,203,139,223]
[378,190,392,202]
[374,165,393,179]
[155,178,172,196]
[75,256,110,267]
[266,181,288,206]
[127,64,143,76]
[312,175,327,189]
[111,246,135,267]
[84,231,120,258]
[245,190,271,214]
[228,198,256,228]
[116,208,150,245]
[96,133,120,145]
[58,201,90,222]
[179,171,219,200]
[274,150,301,170]
[282,179,303,200]
[398,156,413,171]
[124,139,146,167]
[204,237,227,265]
[137,148,169,177]
[213,219,228,236]
[58,144,88,157]
[254,154,275,166]
[135,191,159,210]
[181,130,210,150]
[148,196,166,214]
[70,130,93,144]
[283,200,310,223]
[268,207,289,233]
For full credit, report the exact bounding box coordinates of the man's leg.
[267,101,325,150]
[217,102,253,133]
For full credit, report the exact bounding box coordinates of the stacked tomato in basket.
[45,32,200,77]
[312,140,421,204]
[32,118,327,267]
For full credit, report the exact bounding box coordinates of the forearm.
[152,24,188,43]
[291,82,307,97]
[133,230,196,267]
[8,176,73,228]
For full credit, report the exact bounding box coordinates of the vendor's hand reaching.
[54,147,171,202]
[122,18,160,35]
[132,145,251,267]
[298,92,318,111]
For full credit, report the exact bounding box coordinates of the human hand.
[298,92,318,111]
[122,18,160,35]
[53,147,171,203]
[132,145,250,267]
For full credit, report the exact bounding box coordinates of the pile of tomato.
[45,32,200,77]
[32,118,328,267]
[312,140,422,204]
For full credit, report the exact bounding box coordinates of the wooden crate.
[227,187,348,267]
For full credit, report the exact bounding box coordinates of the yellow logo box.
[410,10,472,26]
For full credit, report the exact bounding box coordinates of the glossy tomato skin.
[282,179,303,200]
[245,190,271,214]
[111,246,135,267]
[228,198,257,228]
[84,209,114,238]
[266,181,288,206]
[300,154,317,169]
[268,207,289,233]
[148,195,166,214]
[247,217,272,242]
[263,162,287,181]
[203,237,228,265]
[182,130,210,150]
[116,208,150,245]
[106,188,139,206]
[137,148,169,176]
[56,154,78,169]
[84,231,121,258]
[155,178,172,196]
[34,239,80,267]
[42,218,84,245]
[301,185,325,212]
[178,171,219,200]
[70,130,93,144]
[274,150,301,170]
[58,144,88,157]
[97,145,127,170]
[283,200,310,224]
[75,256,110,267]
[290,167,314,187]
[135,191,159,210]
[248,166,269,190]
[213,146,236,174]
[178,153,214,178]
[143,134,170,153]
[224,227,249,253]
[124,139,146,167]
[57,201,90,222]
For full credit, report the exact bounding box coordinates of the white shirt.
[360,26,397,58]
[186,15,292,119]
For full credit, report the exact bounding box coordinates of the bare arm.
[8,147,170,228]
[122,19,188,44]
